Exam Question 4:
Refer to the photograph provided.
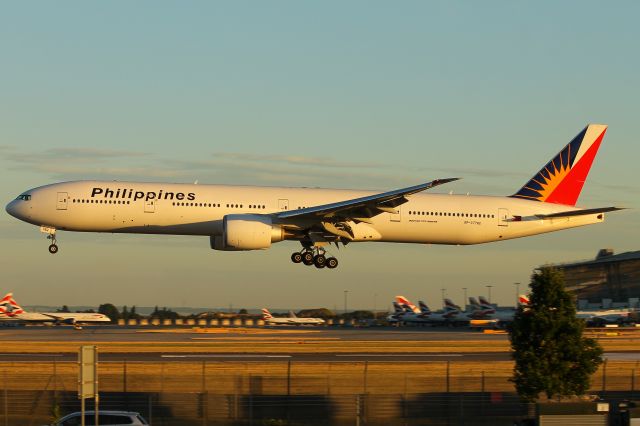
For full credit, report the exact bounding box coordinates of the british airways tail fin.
[510,124,607,206]
[395,295,420,314]
[418,301,431,315]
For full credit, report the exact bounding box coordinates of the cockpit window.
[16,194,31,201]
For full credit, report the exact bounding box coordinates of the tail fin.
[395,295,420,314]
[261,308,272,320]
[0,293,24,316]
[468,297,481,310]
[478,296,492,308]
[288,310,298,318]
[418,301,431,315]
[392,302,403,314]
[510,124,607,206]
[518,295,530,305]
[444,298,461,311]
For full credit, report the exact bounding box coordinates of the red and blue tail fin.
[511,124,607,206]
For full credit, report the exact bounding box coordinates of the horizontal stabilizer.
[535,206,624,219]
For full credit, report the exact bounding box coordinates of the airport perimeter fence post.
[632,369,636,400]
[287,360,291,396]
[201,361,208,426]
[147,394,152,426]
[363,360,368,394]
[3,371,7,426]
[602,358,608,396]
[355,394,361,426]
[53,358,58,411]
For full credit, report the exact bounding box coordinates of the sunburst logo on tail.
[525,150,572,202]
[511,124,607,206]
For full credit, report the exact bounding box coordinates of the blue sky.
[1,2,638,310]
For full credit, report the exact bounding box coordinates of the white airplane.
[576,308,635,325]
[261,308,325,326]
[5,125,621,268]
[0,293,110,324]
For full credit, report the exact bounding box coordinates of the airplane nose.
[5,200,18,218]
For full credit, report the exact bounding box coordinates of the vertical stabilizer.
[510,124,607,206]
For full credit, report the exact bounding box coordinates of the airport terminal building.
[552,249,640,309]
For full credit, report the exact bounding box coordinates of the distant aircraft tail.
[510,124,607,206]
[288,310,298,318]
[518,294,530,306]
[392,302,403,314]
[468,297,481,310]
[418,301,431,316]
[395,295,420,314]
[261,308,273,320]
[0,293,24,316]
[443,298,461,311]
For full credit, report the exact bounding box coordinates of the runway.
[0,325,637,363]
[0,325,510,342]
[0,351,512,362]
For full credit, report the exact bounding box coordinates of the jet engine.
[210,214,284,251]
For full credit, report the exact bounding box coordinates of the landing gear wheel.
[313,254,326,268]
[326,257,338,269]
[302,251,314,265]
[48,244,59,254]
[291,252,303,263]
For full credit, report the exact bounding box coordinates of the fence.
[2,360,639,425]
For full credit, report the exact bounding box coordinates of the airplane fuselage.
[6,180,605,246]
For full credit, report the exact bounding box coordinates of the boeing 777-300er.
[5,124,622,269]
[0,293,110,324]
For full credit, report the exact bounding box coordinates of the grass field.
[1,329,639,395]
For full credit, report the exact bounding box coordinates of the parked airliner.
[5,125,621,269]
[261,309,325,326]
[0,293,110,324]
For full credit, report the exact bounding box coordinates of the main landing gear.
[291,247,338,269]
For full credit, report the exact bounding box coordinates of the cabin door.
[498,208,509,227]
[56,192,68,210]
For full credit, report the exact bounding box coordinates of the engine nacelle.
[211,214,284,251]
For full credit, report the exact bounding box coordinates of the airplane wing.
[535,206,624,219]
[274,178,459,241]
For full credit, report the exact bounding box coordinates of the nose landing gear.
[290,246,339,269]
[41,226,58,254]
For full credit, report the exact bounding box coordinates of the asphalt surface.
[0,325,636,362]
[0,325,509,342]
[0,351,512,362]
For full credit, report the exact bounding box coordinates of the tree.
[98,303,120,322]
[509,266,603,401]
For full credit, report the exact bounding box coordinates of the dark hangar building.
[553,249,640,308]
